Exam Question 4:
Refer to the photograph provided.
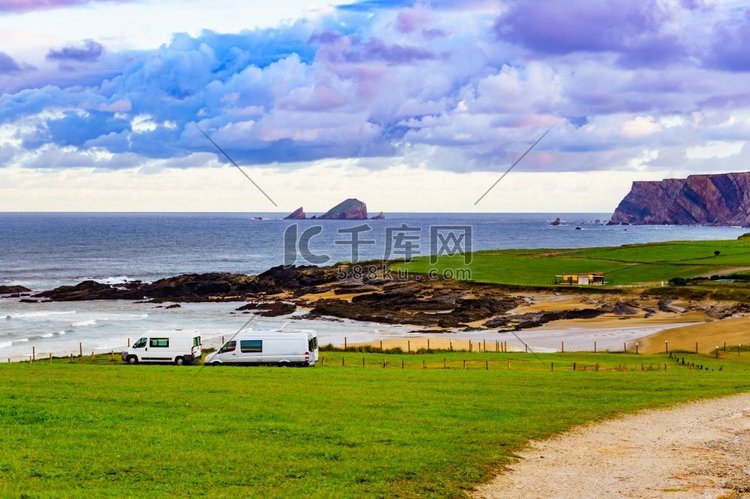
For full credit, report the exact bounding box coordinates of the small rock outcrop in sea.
[610,172,750,226]
[370,211,385,220]
[0,285,31,295]
[284,207,306,220]
[550,217,562,226]
[318,198,369,220]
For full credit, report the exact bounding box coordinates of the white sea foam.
[72,320,97,327]
[9,311,77,319]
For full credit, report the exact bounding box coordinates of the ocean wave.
[7,311,77,319]
[12,338,29,344]
[72,320,97,327]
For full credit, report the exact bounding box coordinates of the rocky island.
[610,172,750,226]
[283,198,384,220]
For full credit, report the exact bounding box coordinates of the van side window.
[150,338,169,348]
[193,336,201,347]
[219,341,236,353]
[240,340,262,353]
[133,338,147,348]
[308,337,318,351]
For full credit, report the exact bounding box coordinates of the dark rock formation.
[550,217,562,226]
[485,308,605,331]
[610,172,750,226]
[165,304,181,309]
[318,198,368,220]
[236,301,296,317]
[370,211,385,220]
[0,285,31,294]
[284,207,306,220]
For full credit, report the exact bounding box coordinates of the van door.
[144,337,172,362]
[238,339,263,364]
[216,340,237,363]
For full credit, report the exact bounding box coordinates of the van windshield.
[133,338,147,348]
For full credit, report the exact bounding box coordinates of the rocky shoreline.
[4,263,748,333]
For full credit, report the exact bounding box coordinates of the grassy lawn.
[395,238,750,287]
[1,352,749,497]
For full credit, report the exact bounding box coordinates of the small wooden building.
[554,273,605,285]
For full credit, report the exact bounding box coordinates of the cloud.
[1,0,750,179]
[0,0,133,14]
[47,39,103,62]
[0,52,23,73]
[709,9,750,72]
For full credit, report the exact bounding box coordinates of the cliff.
[610,172,750,226]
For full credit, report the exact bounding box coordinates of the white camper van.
[204,329,318,366]
[122,333,202,365]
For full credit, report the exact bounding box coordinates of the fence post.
[483,339,486,352]
[401,360,404,369]
[423,359,426,369]
[485,360,488,370]
[407,340,410,353]
[665,341,669,354]
[48,353,52,363]
[383,358,387,368]
[496,340,499,353]
[32,346,35,362]
[561,341,564,353]
[550,362,554,371]
[594,341,597,353]
[362,356,365,368]
[525,343,528,353]
[695,342,698,354]
[79,343,83,358]
[127,338,130,347]
[344,337,347,350]
[443,358,446,369]
[427,339,430,350]
[450,340,453,352]
[380,340,383,350]
[469,340,472,352]
[342,357,345,367]
[635,343,639,355]
[463,360,466,369]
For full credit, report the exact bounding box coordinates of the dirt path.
[474,393,750,499]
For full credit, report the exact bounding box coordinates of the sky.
[1,0,750,212]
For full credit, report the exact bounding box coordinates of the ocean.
[1,212,747,360]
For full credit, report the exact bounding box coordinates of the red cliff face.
[610,172,750,226]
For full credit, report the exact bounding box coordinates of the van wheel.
[127,355,138,365]
[210,361,221,366]
[174,356,185,366]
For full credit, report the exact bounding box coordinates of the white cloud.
[621,116,663,139]
[686,140,745,159]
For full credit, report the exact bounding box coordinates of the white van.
[204,329,318,366]
[122,333,202,365]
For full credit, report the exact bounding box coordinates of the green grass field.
[1,352,749,497]
[395,238,750,287]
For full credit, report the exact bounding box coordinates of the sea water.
[1,212,747,360]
